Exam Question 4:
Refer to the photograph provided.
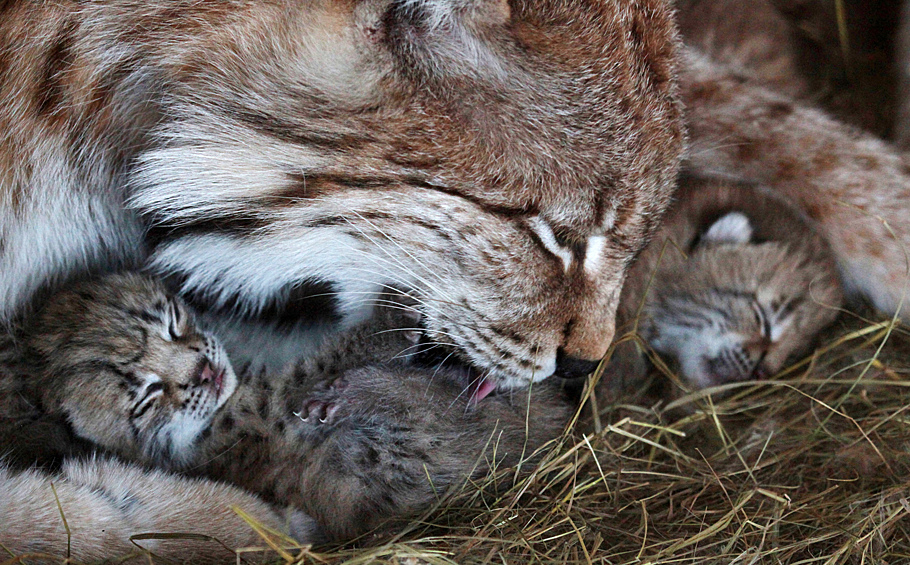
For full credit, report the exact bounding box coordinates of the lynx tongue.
[469,377,497,403]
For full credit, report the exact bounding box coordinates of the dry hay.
[299,310,910,565]
[6,4,909,564]
[11,309,905,565]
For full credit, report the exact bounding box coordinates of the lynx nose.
[553,348,601,379]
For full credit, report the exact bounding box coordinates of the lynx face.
[621,180,844,389]
[644,235,838,388]
[0,0,685,391]
[133,0,684,388]
[26,274,237,467]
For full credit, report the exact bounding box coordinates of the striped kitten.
[6,273,571,543]
[615,178,844,389]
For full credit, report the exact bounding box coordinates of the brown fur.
[676,0,811,100]
[680,51,910,321]
[609,177,844,389]
[14,274,238,467]
[0,457,313,564]
[0,0,685,388]
[4,0,910,388]
[200,359,570,541]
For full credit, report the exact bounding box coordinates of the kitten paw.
[294,378,347,424]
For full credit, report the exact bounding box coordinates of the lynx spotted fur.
[3,0,910,392]
[0,0,684,389]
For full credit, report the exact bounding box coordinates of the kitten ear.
[161,298,185,341]
[703,212,753,245]
[384,0,510,79]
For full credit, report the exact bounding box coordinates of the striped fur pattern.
[0,0,685,389]
[4,273,572,542]
[617,178,844,388]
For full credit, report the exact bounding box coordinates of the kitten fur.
[612,177,844,389]
[15,273,238,467]
[5,273,572,543]
[676,2,910,322]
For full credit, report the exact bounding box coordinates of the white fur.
[0,172,142,322]
[703,212,753,245]
[130,111,329,222]
[584,235,608,274]
[528,216,573,272]
[648,315,739,389]
[151,232,384,318]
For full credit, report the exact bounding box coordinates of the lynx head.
[26,274,237,467]
[622,179,844,389]
[131,0,685,389]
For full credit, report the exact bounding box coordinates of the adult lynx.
[2,0,909,394]
[0,0,684,389]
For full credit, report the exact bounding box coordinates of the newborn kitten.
[6,273,571,542]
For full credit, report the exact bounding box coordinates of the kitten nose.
[553,348,601,379]
[198,362,215,384]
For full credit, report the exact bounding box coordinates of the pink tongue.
[471,378,496,403]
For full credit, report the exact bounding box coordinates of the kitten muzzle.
[196,361,226,397]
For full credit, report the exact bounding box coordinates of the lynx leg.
[682,49,910,319]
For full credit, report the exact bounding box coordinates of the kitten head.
[623,179,845,389]
[27,274,237,467]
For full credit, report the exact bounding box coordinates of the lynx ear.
[703,212,753,245]
[384,0,511,80]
